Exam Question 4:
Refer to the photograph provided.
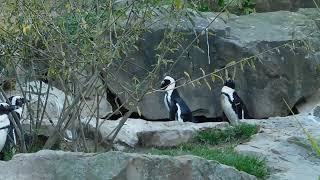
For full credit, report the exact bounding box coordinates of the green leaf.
[137,106,142,117]
[186,12,196,27]
[174,0,183,10]
[240,62,244,71]
[200,68,211,90]
[184,71,195,87]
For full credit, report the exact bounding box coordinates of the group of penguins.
[0,96,26,158]
[160,76,251,125]
[0,76,248,158]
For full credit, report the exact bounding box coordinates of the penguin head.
[160,76,176,91]
[0,102,17,114]
[224,79,235,89]
[8,96,27,117]
[9,96,27,107]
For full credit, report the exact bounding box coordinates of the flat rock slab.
[85,118,228,148]
[0,150,257,180]
[236,115,320,180]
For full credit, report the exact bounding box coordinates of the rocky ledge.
[236,114,320,180]
[0,150,256,180]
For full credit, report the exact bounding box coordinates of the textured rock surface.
[105,10,320,120]
[0,150,257,180]
[235,115,320,180]
[7,81,73,119]
[254,0,316,12]
[85,118,228,147]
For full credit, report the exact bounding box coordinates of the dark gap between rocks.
[288,97,305,115]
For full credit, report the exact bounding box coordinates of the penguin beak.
[22,98,29,103]
[9,105,18,111]
[160,81,166,90]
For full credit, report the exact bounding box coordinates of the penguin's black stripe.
[221,92,242,119]
[0,125,10,130]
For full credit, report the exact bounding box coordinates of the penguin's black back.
[232,91,251,119]
[170,90,193,122]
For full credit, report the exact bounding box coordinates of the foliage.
[196,123,259,145]
[3,149,14,161]
[240,0,255,14]
[151,123,266,178]
[0,0,192,151]
[152,144,267,178]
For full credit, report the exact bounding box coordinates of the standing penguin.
[160,76,196,122]
[3,96,27,151]
[220,79,250,126]
[0,103,17,154]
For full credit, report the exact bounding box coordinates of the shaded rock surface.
[236,115,320,180]
[85,118,228,147]
[105,10,320,120]
[0,150,256,180]
[253,0,317,12]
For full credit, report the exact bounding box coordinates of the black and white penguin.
[220,79,250,126]
[8,96,27,118]
[3,96,27,151]
[0,102,17,153]
[160,76,196,122]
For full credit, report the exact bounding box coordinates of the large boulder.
[254,0,316,12]
[0,150,257,180]
[85,118,228,148]
[11,81,112,119]
[20,81,72,119]
[105,10,320,120]
[235,115,320,180]
[207,0,317,14]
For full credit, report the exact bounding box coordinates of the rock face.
[254,0,316,12]
[235,115,320,180]
[0,150,257,180]
[106,10,320,120]
[7,81,111,120]
[20,81,72,119]
[85,118,228,147]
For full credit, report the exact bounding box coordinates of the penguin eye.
[161,79,171,89]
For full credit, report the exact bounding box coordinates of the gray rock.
[20,81,72,119]
[254,0,316,12]
[298,8,320,29]
[313,106,320,118]
[105,10,320,119]
[0,150,257,180]
[287,136,320,153]
[235,115,320,180]
[296,88,320,114]
[80,95,112,119]
[84,118,228,147]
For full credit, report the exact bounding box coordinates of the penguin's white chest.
[176,103,183,122]
[0,114,10,151]
[164,93,170,111]
[220,94,239,126]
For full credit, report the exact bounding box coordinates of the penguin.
[220,79,250,126]
[8,96,27,118]
[0,102,17,155]
[160,76,196,122]
[3,96,27,151]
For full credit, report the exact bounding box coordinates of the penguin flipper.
[169,103,178,121]
[233,92,249,119]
